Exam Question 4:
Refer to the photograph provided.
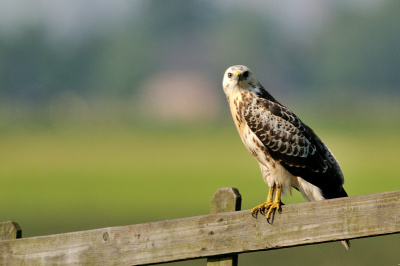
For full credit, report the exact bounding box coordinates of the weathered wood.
[209,187,242,214]
[0,221,21,240]
[1,190,400,266]
[207,187,241,266]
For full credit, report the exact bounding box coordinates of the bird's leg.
[265,185,283,220]
[251,184,275,217]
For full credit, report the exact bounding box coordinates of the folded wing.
[242,92,346,198]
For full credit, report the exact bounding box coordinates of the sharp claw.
[266,211,274,224]
[252,187,283,221]
[264,201,282,220]
[266,208,274,220]
[251,201,279,219]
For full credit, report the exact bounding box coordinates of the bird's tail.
[341,239,350,250]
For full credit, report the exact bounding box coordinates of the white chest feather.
[228,93,324,202]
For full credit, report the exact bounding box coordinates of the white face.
[222,65,259,95]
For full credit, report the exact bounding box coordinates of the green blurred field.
[1,122,400,265]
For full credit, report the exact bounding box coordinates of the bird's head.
[222,65,259,95]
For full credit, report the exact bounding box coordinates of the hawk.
[222,65,350,249]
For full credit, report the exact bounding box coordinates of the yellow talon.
[251,201,273,215]
[265,201,282,219]
[251,184,283,220]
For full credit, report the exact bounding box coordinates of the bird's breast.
[228,94,246,132]
[228,92,276,169]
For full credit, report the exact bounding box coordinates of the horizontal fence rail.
[1,189,400,265]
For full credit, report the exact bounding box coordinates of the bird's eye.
[227,73,232,78]
[243,71,249,79]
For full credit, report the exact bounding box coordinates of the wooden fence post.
[207,187,242,266]
[0,221,22,240]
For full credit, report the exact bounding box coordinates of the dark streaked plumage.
[241,90,347,199]
[222,65,350,249]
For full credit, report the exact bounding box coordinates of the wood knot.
[103,232,109,241]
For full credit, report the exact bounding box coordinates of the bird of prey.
[222,65,350,249]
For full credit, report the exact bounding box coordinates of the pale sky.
[0,0,384,43]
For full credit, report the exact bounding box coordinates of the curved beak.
[234,71,243,82]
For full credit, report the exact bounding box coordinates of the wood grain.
[1,190,400,266]
[207,187,241,266]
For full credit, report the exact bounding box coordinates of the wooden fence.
[1,187,400,265]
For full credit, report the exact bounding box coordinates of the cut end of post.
[0,221,22,240]
[210,187,242,214]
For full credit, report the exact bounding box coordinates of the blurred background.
[1,0,400,265]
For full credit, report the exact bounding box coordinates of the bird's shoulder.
[240,90,314,162]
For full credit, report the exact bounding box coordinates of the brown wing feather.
[241,91,345,196]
